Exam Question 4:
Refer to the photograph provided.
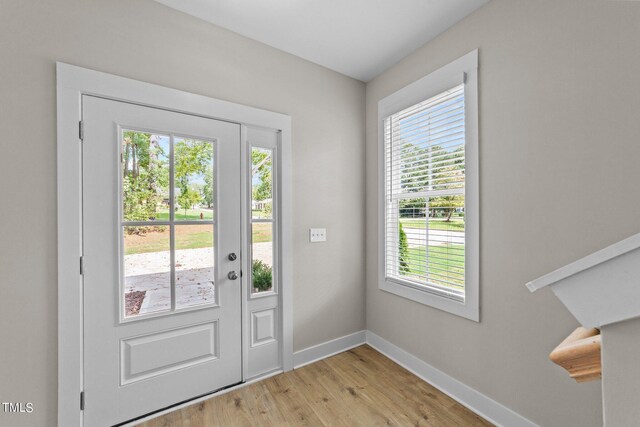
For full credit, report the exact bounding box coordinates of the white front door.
[82,95,242,426]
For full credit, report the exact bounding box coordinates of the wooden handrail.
[549,327,601,383]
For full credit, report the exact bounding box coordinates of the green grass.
[251,223,273,244]
[401,244,465,289]
[400,218,465,231]
[175,228,213,251]
[124,222,273,255]
[124,225,213,255]
[156,208,214,221]
[124,233,169,255]
[252,209,272,219]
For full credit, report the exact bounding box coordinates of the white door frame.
[56,62,293,427]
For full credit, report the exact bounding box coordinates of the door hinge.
[79,120,84,141]
[80,391,85,410]
[80,256,84,275]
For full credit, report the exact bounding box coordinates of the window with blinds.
[384,84,466,302]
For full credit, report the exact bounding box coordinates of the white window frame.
[377,50,479,321]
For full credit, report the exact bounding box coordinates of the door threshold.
[115,382,243,427]
[119,369,283,427]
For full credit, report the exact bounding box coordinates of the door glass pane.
[251,148,273,219]
[120,131,219,319]
[251,223,273,293]
[121,130,170,222]
[174,137,215,221]
[175,224,216,309]
[123,225,171,317]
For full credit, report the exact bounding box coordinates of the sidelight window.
[250,147,276,295]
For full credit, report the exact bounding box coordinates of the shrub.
[399,223,409,275]
[263,202,272,216]
[252,260,272,291]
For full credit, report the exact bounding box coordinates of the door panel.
[121,321,218,385]
[82,96,241,426]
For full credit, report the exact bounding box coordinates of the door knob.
[228,252,237,261]
[227,271,238,280]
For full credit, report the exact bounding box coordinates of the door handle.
[227,271,239,281]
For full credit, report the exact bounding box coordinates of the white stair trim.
[527,232,640,292]
[526,232,640,328]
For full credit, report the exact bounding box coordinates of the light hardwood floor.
[137,345,493,426]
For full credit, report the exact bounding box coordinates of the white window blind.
[384,84,466,302]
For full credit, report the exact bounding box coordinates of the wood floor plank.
[311,360,396,426]
[290,363,360,427]
[345,346,490,426]
[263,372,324,426]
[137,345,493,427]
[322,352,418,426]
[348,347,490,426]
[329,350,438,426]
[214,389,256,426]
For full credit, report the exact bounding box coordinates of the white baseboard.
[293,330,366,368]
[366,331,537,427]
[133,330,535,427]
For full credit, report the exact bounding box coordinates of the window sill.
[379,278,479,322]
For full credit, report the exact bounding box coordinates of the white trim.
[240,124,250,380]
[57,65,84,427]
[526,231,640,291]
[57,64,291,130]
[365,331,538,427]
[280,127,294,371]
[377,50,480,322]
[57,63,293,427]
[526,232,640,328]
[293,330,367,368]
[121,368,283,427]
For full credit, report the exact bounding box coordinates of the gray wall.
[3,0,639,425]
[602,317,640,427]
[366,0,640,426]
[0,1,365,425]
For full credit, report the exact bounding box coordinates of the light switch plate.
[309,228,326,243]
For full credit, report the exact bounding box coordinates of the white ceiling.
[153,0,488,82]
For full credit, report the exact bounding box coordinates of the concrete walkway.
[125,242,273,316]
